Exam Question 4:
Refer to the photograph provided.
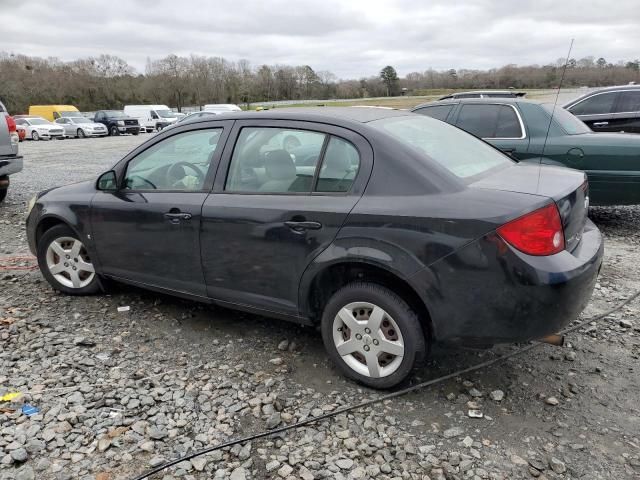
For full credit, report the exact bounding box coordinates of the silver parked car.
[0,100,23,202]
[54,116,108,138]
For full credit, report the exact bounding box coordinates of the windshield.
[542,104,591,135]
[104,111,127,118]
[70,117,91,124]
[369,115,513,179]
[156,109,175,118]
[28,118,50,125]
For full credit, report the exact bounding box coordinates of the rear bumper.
[420,219,604,345]
[0,154,23,178]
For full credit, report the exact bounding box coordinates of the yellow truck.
[28,105,80,121]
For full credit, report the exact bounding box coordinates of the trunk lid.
[471,163,589,252]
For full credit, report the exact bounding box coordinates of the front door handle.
[593,121,609,127]
[164,212,192,223]
[501,148,515,154]
[284,220,322,231]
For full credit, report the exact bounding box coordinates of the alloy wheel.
[32,131,39,141]
[45,236,95,289]
[332,301,405,378]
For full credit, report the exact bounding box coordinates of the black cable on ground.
[132,290,640,480]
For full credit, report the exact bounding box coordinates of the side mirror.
[97,171,118,191]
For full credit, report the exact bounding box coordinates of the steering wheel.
[167,161,206,187]
[127,175,157,190]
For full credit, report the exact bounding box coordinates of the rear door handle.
[284,220,322,231]
[593,121,609,127]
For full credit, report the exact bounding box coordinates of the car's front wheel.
[110,126,119,136]
[321,282,426,389]
[32,131,40,141]
[37,225,100,295]
[77,129,86,138]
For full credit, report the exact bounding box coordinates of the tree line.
[0,52,638,114]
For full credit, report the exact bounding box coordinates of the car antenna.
[538,38,574,189]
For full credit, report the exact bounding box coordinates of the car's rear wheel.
[321,282,426,389]
[77,129,86,138]
[32,131,40,141]
[110,126,119,136]
[37,225,100,295]
[0,188,7,203]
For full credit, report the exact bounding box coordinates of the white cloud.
[0,0,638,78]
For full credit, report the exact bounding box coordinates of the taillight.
[497,203,565,256]
[5,115,16,133]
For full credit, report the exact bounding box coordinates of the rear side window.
[316,137,360,192]
[456,104,523,138]
[615,91,640,113]
[414,105,454,122]
[569,92,617,115]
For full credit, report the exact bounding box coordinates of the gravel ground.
[1,136,639,480]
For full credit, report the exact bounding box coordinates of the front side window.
[414,105,454,122]
[225,127,326,193]
[124,129,222,191]
[370,115,512,179]
[615,91,640,113]
[569,92,617,115]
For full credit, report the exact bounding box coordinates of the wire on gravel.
[131,289,640,480]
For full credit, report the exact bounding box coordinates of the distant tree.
[596,57,607,68]
[625,60,640,71]
[380,65,399,96]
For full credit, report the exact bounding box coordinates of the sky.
[1,0,638,78]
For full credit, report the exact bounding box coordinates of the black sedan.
[26,108,603,388]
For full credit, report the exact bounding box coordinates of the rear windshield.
[542,104,591,135]
[369,115,513,179]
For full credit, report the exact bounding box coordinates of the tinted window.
[455,94,480,99]
[414,105,454,121]
[570,92,617,115]
[316,137,360,192]
[494,105,522,137]
[456,104,500,137]
[615,91,640,113]
[457,104,522,138]
[225,127,325,193]
[370,115,512,179]
[125,129,222,190]
[541,105,591,135]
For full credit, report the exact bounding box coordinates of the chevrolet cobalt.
[27,108,603,388]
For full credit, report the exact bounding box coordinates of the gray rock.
[191,457,207,471]
[549,456,566,474]
[278,464,294,477]
[266,412,282,429]
[15,465,35,480]
[230,467,247,480]
[277,339,290,351]
[148,426,169,440]
[443,427,464,438]
[149,456,166,468]
[10,448,28,463]
[545,396,560,406]
[489,390,504,401]
[336,458,354,469]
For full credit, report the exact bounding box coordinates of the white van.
[203,104,242,114]
[124,105,179,132]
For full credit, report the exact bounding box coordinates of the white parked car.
[54,117,108,138]
[203,104,242,114]
[124,105,179,132]
[14,117,65,141]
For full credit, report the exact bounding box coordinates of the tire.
[321,282,426,389]
[37,224,100,295]
[110,126,119,136]
[132,130,139,136]
[77,129,86,138]
[32,131,40,141]
[0,187,7,203]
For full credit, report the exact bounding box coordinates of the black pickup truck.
[0,100,23,203]
[93,110,140,136]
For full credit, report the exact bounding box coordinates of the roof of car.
[182,106,414,125]
[439,90,526,99]
[412,97,541,110]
